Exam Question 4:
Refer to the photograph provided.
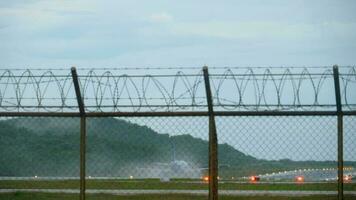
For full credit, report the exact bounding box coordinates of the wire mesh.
[85,116,209,199]
[0,66,355,200]
[0,117,80,193]
[216,116,340,197]
[344,116,356,200]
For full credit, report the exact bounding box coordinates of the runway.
[1,189,356,196]
[0,177,351,184]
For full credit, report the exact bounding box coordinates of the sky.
[129,116,342,161]
[0,1,355,162]
[1,0,356,68]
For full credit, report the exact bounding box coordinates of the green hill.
[0,117,351,178]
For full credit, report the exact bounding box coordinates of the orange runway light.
[203,176,209,182]
[250,176,260,182]
[295,176,304,183]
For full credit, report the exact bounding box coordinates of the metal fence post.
[333,65,343,200]
[71,67,87,200]
[203,66,218,200]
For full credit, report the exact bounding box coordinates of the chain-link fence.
[0,66,355,200]
[216,116,338,174]
[344,116,356,200]
[0,117,80,190]
[87,117,208,180]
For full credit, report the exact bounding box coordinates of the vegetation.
[0,117,354,178]
[1,180,355,191]
[0,193,355,200]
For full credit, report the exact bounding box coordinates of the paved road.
[1,189,356,196]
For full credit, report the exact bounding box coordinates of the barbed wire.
[1,65,354,71]
[0,67,355,112]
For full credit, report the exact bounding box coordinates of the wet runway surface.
[1,189,356,196]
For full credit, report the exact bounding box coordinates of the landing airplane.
[154,139,230,181]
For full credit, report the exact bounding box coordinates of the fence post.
[203,66,218,200]
[71,67,86,200]
[333,65,343,200]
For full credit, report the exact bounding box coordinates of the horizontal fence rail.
[0,65,355,200]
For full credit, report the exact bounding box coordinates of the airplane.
[136,137,230,181]
[153,139,230,181]
[153,139,204,181]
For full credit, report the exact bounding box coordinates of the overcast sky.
[0,1,355,161]
[1,0,356,68]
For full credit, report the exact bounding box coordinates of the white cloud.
[164,20,356,43]
[0,0,97,30]
[148,12,173,23]
[1,0,356,67]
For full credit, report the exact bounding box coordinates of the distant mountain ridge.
[0,117,352,178]
[0,117,257,177]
